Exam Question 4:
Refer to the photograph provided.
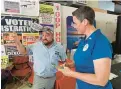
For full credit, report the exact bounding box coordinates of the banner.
[39,3,54,24]
[22,33,39,46]
[20,0,39,16]
[1,16,35,33]
[67,16,81,50]
[1,55,9,69]
[4,0,20,14]
[54,3,62,44]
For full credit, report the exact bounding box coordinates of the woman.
[58,6,113,89]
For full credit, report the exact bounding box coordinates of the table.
[55,69,76,89]
[55,59,76,89]
[110,63,121,89]
[55,62,121,89]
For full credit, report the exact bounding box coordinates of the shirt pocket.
[52,52,60,61]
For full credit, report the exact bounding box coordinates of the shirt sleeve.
[59,45,67,61]
[92,38,113,60]
[26,44,34,55]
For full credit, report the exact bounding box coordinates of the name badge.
[83,44,89,51]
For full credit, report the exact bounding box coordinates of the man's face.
[41,31,54,45]
[73,16,86,34]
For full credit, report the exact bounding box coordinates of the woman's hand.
[65,60,75,68]
[57,65,74,77]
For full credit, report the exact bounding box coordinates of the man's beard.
[43,39,54,46]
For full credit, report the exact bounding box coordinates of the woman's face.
[73,16,86,34]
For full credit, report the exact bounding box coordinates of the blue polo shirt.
[74,29,113,89]
[26,41,67,78]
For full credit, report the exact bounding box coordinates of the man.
[58,6,113,89]
[13,26,67,89]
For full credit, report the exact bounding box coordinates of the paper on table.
[109,73,118,80]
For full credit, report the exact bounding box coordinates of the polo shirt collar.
[86,29,101,41]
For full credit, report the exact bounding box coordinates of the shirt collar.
[86,29,101,41]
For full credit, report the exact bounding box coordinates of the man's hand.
[12,32,27,55]
[57,65,74,77]
[65,60,75,68]
[12,32,20,45]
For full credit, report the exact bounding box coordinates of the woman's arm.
[58,58,111,86]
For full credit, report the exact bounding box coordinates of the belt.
[39,76,55,79]
[35,72,55,79]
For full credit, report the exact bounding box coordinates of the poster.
[1,33,4,45]
[5,45,21,55]
[54,3,62,44]
[22,33,39,46]
[67,16,81,50]
[20,0,39,16]
[3,32,22,55]
[1,45,6,56]
[39,3,54,24]
[1,55,9,69]
[3,32,22,46]
[1,16,36,33]
[4,0,20,14]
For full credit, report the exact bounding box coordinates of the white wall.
[95,12,117,42]
[61,6,76,45]
[87,0,99,8]
[61,6,118,45]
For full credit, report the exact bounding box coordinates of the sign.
[4,0,20,14]
[20,0,39,16]
[30,23,43,31]
[1,16,34,33]
[22,33,39,46]
[39,3,54,24]
[1,55,9,69]
[54,3,62,44]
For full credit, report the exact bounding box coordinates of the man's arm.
[13,32,27,55]
[58,45,75,68]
